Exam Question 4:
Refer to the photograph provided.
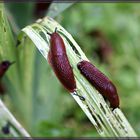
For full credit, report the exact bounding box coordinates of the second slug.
[77,60,119,109]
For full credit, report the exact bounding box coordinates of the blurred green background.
[1,2,140,137]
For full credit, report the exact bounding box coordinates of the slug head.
[106,82,119,109]
[1,61,15,71]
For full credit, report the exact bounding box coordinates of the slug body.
[48,31,76,92]
[77,60,119,108]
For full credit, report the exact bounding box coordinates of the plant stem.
[0,99,31,137]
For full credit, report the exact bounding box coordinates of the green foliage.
[6,2,35,29]
[37,121,74,137]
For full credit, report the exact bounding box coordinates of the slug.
[48,29,76,93]
[48,29,85,101]
[77,60,119,109]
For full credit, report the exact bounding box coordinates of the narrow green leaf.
[18,16,137,137]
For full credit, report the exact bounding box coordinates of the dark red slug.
[48,30,76,93]
[77,60,119,109]
[0,61,15,78]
